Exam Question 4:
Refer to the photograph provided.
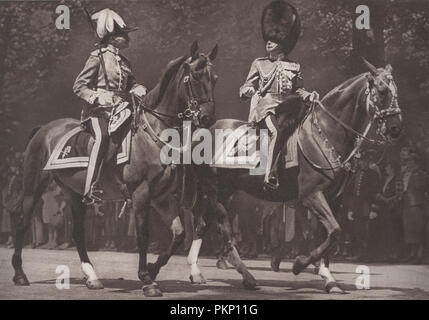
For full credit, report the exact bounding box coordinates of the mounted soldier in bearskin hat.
[73,8,147,204]
[240,0,319,191]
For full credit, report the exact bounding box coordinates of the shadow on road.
[30,276,429,299]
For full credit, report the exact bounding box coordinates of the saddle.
[210,123,299,171]
[44,109,132,171]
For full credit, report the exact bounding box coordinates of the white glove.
[297,89,319,102]
[130,85,147,98]
[241,86,256,98]
[347,211,354,221]
[309,91,320,102]
[97,92,114,106]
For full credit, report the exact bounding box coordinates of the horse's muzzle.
[199,114,215,128]
[389,125,402,140]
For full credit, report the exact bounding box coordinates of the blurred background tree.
[0,0,428,160]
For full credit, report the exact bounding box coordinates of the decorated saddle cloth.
[209,123,299,170]
[43,125,131,171]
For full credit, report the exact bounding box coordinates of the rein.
[298,78,400,172]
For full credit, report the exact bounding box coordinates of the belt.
[96,88,128,99]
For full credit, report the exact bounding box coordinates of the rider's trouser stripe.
[264,116,278,182]
[84,118,102,196]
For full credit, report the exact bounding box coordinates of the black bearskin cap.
[261,1,301,54]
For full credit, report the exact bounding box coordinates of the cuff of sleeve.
[131,84,145,90]
[87,92,99,105]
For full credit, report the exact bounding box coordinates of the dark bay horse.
[11,41,218,297]
[150,60,403,294]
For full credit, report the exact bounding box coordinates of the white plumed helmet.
[91,8,138,39]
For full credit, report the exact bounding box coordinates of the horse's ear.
[385,64,393,73]
[208,44,218,61]
[190,40,199,60]
[361,57,378,76]
[183,61,191,73]
[366,73,375,85]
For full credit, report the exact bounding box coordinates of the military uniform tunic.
[240,56,303,123]
[73,44,140,121]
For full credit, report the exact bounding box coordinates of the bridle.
[299,73,401,172]
[130,56,214,151]
[365,75,401,139]
[179,64,214,126]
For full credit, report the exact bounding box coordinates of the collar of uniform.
[268,52,286,61]
[106,44,120,55]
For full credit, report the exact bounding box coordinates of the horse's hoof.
[143,284,163,297]
[325,281,346,294]
[292,256,308,275]
[313,266,320,275]
[270,256,281,272]
[242,277,257,290]
[13,273,30,286]
[189,274,206,284]
[147,263,159,280]
[86,279,104,290]
[216,259,228,270]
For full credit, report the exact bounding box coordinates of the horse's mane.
[144,56,188,108]
[322,73,368,106]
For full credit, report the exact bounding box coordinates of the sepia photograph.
[0,0,428,308]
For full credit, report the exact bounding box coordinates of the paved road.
[1,248,428,300]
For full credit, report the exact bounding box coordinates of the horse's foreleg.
[147,216,185,280]
[317,256,344,294]
[293,191,341,274]
[188,238,206,284]
[187,212,209,284]
[215,202,257,290]
[66,190,103,290]
[134,181,162,297]
[293,191,343,293]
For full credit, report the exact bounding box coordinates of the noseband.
[365,76,401,139]
[179,61,214,125]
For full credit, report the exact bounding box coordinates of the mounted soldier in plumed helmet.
[240,0,319,191]
[73,8,147,204]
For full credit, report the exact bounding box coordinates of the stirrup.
[263,177,279,191]
[82,185,104,205]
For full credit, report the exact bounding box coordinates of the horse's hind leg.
[12,194,41,286]
[63,188,103,290]
[12,165,50,286]
[317,255,343,294]
[214,201,257,290]
[147,215,185,281]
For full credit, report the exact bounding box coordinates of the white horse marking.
[81,262,99,281]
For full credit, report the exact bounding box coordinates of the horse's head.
[179,40,218,128]
[362,58,402,142]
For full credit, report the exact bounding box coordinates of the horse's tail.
[9,126,45,216]
[26,126,42,148]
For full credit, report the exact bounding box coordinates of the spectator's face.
[406,159,416,170]
[400,148,409,163]
[385,163,394,176]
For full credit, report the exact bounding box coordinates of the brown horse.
[11,41,218,297]
[150,60,403,294]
